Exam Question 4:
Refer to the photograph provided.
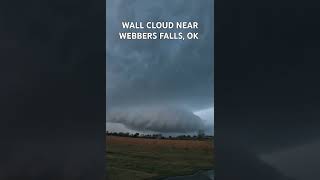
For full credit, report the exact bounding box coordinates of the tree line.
[106,130,214,140]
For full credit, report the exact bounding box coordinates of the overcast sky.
[106,0,213,135]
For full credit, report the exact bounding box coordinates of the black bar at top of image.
[0,0,106,179]
[215,0,320,180]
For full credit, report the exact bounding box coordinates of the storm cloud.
[107,0,214,111]
[107,106,205,133]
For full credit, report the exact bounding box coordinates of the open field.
[106,136,214,180]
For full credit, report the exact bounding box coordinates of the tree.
[133,133,139,137]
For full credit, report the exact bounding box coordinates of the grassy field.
[106,136,214,180]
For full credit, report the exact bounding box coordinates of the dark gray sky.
[106,0,214,135]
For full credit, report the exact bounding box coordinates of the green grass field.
[106,136,214,180]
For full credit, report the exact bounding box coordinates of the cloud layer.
[107,106,205,133]
[107,0,214,111]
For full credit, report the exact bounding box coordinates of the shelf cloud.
[107,106,205,133]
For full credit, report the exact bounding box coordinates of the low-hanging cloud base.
[106,106,206,134]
